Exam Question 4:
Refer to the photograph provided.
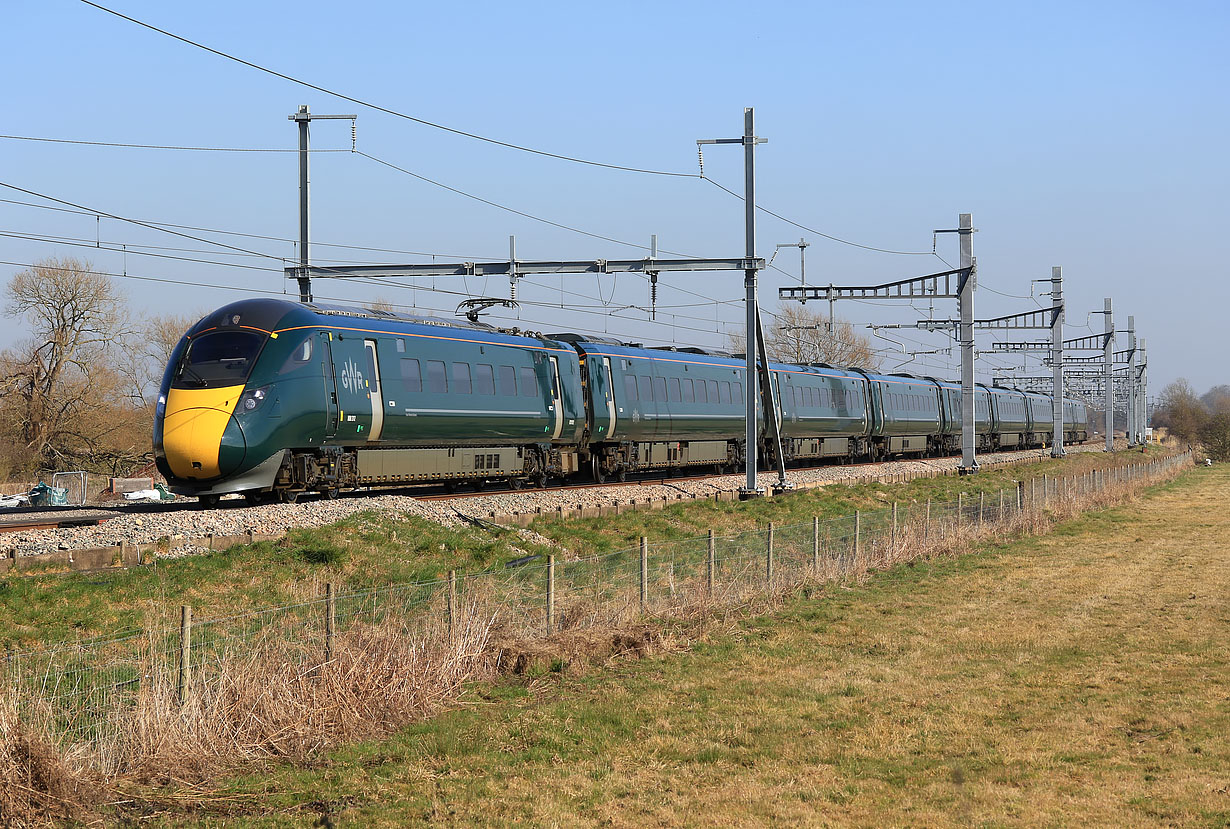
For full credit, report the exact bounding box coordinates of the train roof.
[188,298,571,351]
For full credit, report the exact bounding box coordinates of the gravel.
[2,443,1105,561]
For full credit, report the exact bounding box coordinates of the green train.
[153,298,1089,504]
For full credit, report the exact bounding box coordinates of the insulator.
[509,275,517,303]
[351,120,357,151]
[650,274,658,320]
[697,147,704,177]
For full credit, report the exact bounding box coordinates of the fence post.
[447,570,457,641]
[1042,475,1049,508]
[978,492,985,528]
[707,529,716,595]
[178,605,192,705]
[639,536,648,613]
[891,503,898,551]
[925,499,931,543]
[325,582,337,662]
[999,488,1004,523]
[546,556,555,634]
[854,511,861,563]
[1017,480,1025,512]
[766,522,774,590]
[957,492,964,534]
[812,516,820,574]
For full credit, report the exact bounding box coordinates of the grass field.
[121,459,1229,827]
[0,448,1152,651]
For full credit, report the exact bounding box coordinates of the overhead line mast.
[290,105,355,303]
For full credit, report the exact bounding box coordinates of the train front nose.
[161,386,247,480]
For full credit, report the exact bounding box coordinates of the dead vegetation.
[0,452,1193,825]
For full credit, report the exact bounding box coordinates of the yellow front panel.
[162,385,243,479]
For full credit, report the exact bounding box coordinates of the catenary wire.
[0,196,504,261]
[76,0,697,179]
[0,134,348,153]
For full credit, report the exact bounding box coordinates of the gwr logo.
[339,358,365,393]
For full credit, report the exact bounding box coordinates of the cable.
[355,150,661,252]
[0,196,503,260]
[77,0,695,179]
[701,177,938,256]
[0,230,284,272]
[0,180,280,261]
[0,134,347,153]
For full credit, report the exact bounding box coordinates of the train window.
[624,374,638,401]
[475,364,495,395]
[695,379,707,403]
[794,386,803,406]
[498,365,517,396]
[707,379,719,403]
[683,379,695,403]
[735,382,743,404]
[638,375,653,401]
[669,377,681,402]
[425,360,447,394]
[452,363,472,394]
[654,376,667,402]
[519,366,538,397]
[719,381,731,405]
[400,358,421,392]
[276,335,313,376]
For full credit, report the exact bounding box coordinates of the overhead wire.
[0,196,503,261]
[0,134,348,153]
[77,0,697,179]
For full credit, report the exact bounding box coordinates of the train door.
[548,356,564,440]
[602,357,617,437]
[363,339,384,441]
[320,332,338,438]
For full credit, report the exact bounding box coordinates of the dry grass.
[0,452,1197,826]
[152,458,1223,828]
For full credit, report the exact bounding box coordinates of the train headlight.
[239,386,270,412]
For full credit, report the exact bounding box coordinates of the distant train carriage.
[854,372,943,459]
[1024,392,1056,447]
[773,363,870,462]
[565,338,748,481]
[989,387,1030,449]
[932,380,995,453]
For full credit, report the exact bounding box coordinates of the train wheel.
[509,477,524,490]
[280,490,299,504]
[617,468,627,483]
[593,459,606,484]
[323,487,340,500]
[243,492,266,507]
[199,494,221,508]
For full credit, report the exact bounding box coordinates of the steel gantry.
[924,267,1068,456]
[992,296,1117,452]
[779,214,980,472]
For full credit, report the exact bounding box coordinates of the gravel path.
[2,444,1106,560]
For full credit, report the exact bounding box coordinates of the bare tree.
[1200,384,1230,416]
[1154,378,1206,444]
[117,310,201,405]
[1200,412,1230,461]
[729,305,882,370]
[1,257,141,471]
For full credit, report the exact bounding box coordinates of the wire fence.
[2,451,1194,769]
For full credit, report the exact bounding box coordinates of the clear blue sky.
[4,0,1227,396]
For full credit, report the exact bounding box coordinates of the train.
[153,298,1089,505]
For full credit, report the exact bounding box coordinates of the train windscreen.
[172,330,266,389]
